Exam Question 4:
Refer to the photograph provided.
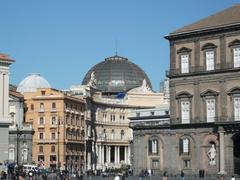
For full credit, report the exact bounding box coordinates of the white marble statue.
[140,79,151,92]
[87,71,97,88]
[207,144,216,165]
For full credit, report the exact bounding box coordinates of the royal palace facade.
[130,4,240,177]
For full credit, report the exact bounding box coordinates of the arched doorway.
[233,133,240,175]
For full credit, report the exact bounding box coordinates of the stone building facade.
[8,85,33,165]
[0,54,14,171]
[131,4,240,177]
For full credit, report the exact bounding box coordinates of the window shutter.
[206,51,214,71]
[181,101,190,124]
[234,97,240,121]
[206,99,215,122]
[179,139,183,155]
[181,54,189,73]
[149,140,152,154]
[234,48,240,68]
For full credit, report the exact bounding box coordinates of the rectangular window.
[39,146,43,153]
[234,47,240,68]
[39,133,44,140]
[152,140,158,154]
[206,51,214,71]
[51,117,56,125]
[41,91,46,96]
[183,160,191,168]
[234,97,240,121]
[52,102,56,110]
[30,104,34,111]
[40,103,44,112]
[181,54,189,73]
[51,132,56,140]
[51,146,55,153]
[206,99,215,122]
[183,139,189,153]
[181,101,190,124]
[39,117,44,125]
[151,160,160,169]
[38,155,45,162]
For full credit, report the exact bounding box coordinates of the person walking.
[231,175,235,180]
[180,170,184,180]
[163,171,168,180]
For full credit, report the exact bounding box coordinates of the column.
[97,145,100,167]
[101,145,104,166]
[114,146,117,165]
[0,73,3,117]
[117,146,120,164]
[3,73,9,117]
[124,146,127,163]
[106,146,110,164]
[219,128,226,174]
[128,145,131,164]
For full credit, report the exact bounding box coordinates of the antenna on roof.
[115,39,118,56]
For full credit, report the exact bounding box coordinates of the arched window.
[111,129,115,140]
[148,139,158,155]
[179,137,190,155]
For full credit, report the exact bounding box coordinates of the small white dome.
[17,73,51,93]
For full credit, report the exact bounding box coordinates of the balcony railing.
[129,118,170,128]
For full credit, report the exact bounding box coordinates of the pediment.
[227,87,240,95]
[177,47,192,54]
[200,89,219,97]
[176,91,193,99]
[228,39,240,47]
[201,43,217,50]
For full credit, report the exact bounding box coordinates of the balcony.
[129,118,170,129]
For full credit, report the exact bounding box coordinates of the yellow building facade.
[17,74,86,173]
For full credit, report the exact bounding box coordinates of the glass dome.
[82,55,152,92]
[17,73,51,93]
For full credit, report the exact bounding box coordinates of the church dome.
[17,73,51,93]
[82,55,152,92]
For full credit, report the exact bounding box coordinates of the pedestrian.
[219,175,224,180]
[180,170,184,180]
[139,170,144,180]
[231,175,235,180]
[163,171,168,180]
[148,169,152,178]
[114,173,120,180]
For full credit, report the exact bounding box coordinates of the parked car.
[23,164,39,174]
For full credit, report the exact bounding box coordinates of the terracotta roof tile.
[0,53,15,63]
[171,4,240,35]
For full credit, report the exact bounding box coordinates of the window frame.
[179,137,190,155]
[148,138,159,155]
[176,92,193,124]
[201,43,217,71]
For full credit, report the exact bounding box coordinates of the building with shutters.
[130,4,240,177]
[17,74,86,173]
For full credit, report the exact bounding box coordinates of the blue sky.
[0,0,239,91]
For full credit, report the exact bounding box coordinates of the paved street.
[88,175,237,180]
